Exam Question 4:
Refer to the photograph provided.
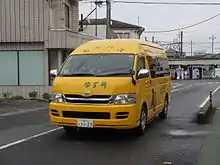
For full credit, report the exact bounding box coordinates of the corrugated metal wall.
[0,42,44,51]
[0,0,46,42]
[45,30,100,49]
[0,0,81,44]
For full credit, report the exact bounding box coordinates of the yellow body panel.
[49,39,171,130]
[52,77,133,95]
[50,103,138,129]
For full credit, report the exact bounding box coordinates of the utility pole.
[106,0,111,39]
[177,31,181,52]
[209,34,216,55]
[137,16,140,26]
[152,36,155,43]
[190,40,193,56]
[95,0,98,37]
[144,37,148,41]
[180,31,183,59]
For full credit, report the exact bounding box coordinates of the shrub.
[42,93,51,100]
[28,91,38,99]
[2,92,12,100]
[11,95,25,100]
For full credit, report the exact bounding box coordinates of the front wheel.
[159,98,169,119]
[134,106,147,135]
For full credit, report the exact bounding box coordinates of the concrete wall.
[83,25,106,39]
[0,86,51,99]
[82,24,117,39]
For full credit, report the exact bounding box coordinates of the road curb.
[197,85,220,124]
[196,108,220,165]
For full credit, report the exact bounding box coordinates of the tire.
[159,97,169,119]
[63,126,78,135]
[134,105,147,135]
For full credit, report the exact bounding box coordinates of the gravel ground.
[0,100,48,114]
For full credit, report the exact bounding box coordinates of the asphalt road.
[0,80,220,165]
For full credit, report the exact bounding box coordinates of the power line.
[143,13,220,33]
[82,1,220,33]
[113,1,220,6]
[159,41,220,44]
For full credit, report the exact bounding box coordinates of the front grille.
[62,111,110,119]
[63,94,112,104]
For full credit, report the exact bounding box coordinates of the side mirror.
[50,69,58,78]
[137,69,149,79]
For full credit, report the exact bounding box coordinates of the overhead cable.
[113,1,220,6]
[144,14,220,33]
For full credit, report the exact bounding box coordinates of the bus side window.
[147,56,157,78]
[137,56,146,72]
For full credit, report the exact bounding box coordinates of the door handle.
[146,80,151,84]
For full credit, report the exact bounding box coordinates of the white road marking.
[199,85,220,108]
[172,83,183,89]
[212,85,220,95]
[168,129,209,136]
[171,82,184,91]
[0,127,62,150]
[171,84,194,93]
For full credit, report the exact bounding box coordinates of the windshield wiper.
[97,72,130,77]
[58,73,97,77]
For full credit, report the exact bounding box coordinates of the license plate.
[77,119,93,128]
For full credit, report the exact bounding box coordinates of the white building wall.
[82,25,106,39]
[113,29,139,39]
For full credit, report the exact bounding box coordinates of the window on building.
[0,51,45,86]
[116,32,130,39]
[65,4,70,28]
[0,52,18,85]
[19,51,45,85]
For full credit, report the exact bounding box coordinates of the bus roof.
[70,39,164,55]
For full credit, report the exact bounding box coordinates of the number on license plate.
[77,119,93,128]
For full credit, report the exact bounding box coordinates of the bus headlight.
[51,93,63,103]
[114,94,136,105]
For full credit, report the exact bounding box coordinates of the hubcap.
[140,111,146,130]
[164,104,168,114]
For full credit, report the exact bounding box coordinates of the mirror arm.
[131,74,136,85]
[129,69,136,86]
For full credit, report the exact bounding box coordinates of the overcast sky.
[79,0,220,55]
